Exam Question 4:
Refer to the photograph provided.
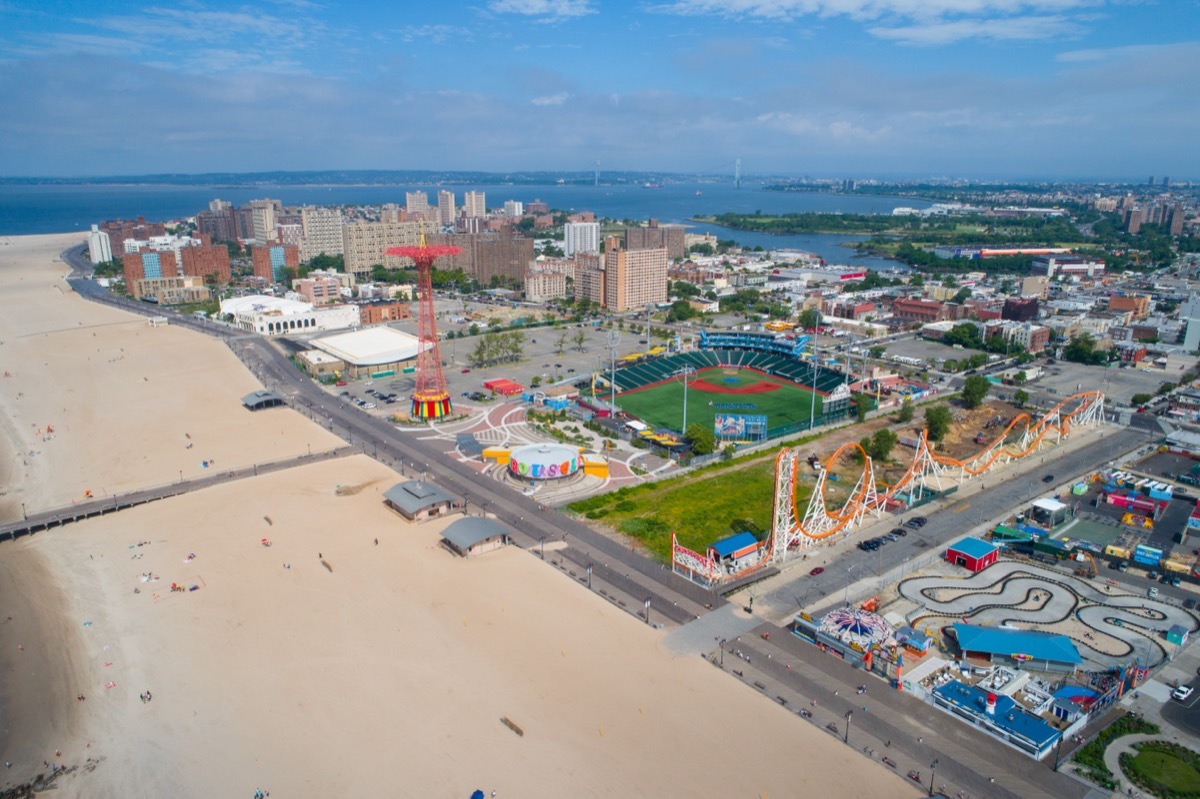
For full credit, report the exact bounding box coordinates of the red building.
[122,250,177,284]
[180,245,231,283]
[944,537,999,572]
[891,297,947,323]
[251,244,299,283]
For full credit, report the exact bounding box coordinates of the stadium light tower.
[673,365,696,432]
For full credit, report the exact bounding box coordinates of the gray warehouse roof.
[441,517,513,550]
[242,390,286,410]
[383,481,456,514]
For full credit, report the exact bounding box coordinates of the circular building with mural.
[508,443,580,481]
[819,608,893,650]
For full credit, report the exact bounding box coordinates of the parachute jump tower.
[386,238,461,420]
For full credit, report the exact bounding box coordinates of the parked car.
[1173,685,1194,702]
[1042,475,1055,483]
[1172,576,1182,588]
[1184,598,1197,610]
[809,567,825,576]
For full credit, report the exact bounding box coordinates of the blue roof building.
[709,532,760,560]
[953,624,1082,673]
[932,679,1062,759]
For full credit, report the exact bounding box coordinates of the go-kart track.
[898,560,1200,669]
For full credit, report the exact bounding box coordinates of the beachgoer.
[374,538,378,546]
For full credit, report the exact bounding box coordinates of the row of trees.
[468,330,525,368]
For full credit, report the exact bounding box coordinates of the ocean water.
[0,180,927,269]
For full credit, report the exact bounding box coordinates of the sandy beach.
[0,234,917,797]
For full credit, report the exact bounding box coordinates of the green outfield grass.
[616,367,823,434]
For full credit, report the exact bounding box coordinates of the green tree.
[951,288,972,304]
[1013,371,1027,385]
[666,299,698,322]
[909,273,925,287]
[673,281,701,298]
[1013,389,1029,408]
[573,328,588,352]
[684,422,716,455]
[961,375,991,409]
[869,428,898,461]
[797,307,822,330]
[868,345,887,359]
[897,400,914,423]
[555,331,568,354]
[1063,333,1107,366]
[1130,392,1153,406]
[853,393,875,423]
[1156,382,1176,396]
[924,405,954,442]
[468,323,480,336]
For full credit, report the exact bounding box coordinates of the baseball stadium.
[600,331,851,441]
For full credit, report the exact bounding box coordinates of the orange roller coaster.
[766,391,1106,562]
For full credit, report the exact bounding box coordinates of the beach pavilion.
[439,517,513,558]
[242,390,286,411]
[383,480,458,522]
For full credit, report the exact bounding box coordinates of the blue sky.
[0,0,1196,179]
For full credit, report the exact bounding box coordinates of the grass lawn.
[617,368,822,435]
[1125,743,1200,795]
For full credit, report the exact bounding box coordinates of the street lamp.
[928,758,938,797]
[843,709,853,744]
[844,564,856,606]
[586,563,593,590]
[539,535,545,559]
[1053,732,1064,772]
[672,365,695,433]
[644,596,652,626]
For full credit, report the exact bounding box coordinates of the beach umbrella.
[471,791,485,799]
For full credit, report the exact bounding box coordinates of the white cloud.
[531,92,570,105]
[488,0,596,20]
[1056,41,1200,62]
[397,24,473,44]
[870,14,1081,45]
[650,0,1105,42]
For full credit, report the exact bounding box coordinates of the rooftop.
[312,326,422,366]
[441,517,512,551]
[953,624,1082,665]
[221,294,312,316]
[711,532,760,557]
[383,481,457,514]
[947,537,999,560]
[932,679,1060,751]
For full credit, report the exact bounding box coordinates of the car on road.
[890,527,908,537]
[1172,576,1183,588]
[1173,685,1194,702]
[1042,475,1055,483]
[809,567,825,576]
[461,368,471,373]
[1186,598,1198,610]
[335,380,347,386]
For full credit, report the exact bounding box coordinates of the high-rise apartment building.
[406,192,430,214]
[341,220,425,279]
[1169,204,1186,237]
[624,220,686,260]
[438,191,456,227]
[248,199,281,243]
[430,234,534,285]
[564,222,600,256]
[463,191,486,219]
[251,244,299,284]
[87,225,112,264]
[603,246,668,312]
[300,206,344,261]
[180,244,232,282]
[503,200,524,218]
[575,252,605,306]
[101,217,166,257]
[122,250,178,284]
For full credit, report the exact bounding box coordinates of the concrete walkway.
[1101,733,1162,796]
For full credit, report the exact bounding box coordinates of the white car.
[1173,686,1194,702]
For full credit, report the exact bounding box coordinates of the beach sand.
[0,233,343,522]
[0,235,917,797]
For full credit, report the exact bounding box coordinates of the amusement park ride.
[386,237,461,420]
[672,391,1107,586]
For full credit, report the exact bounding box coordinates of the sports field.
[617,367,823,435]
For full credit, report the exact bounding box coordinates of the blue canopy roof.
[711,532,759,557]
[947,537,999,560]
[953,624,1082,665]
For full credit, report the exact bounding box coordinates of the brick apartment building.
[624,220,687,260]
[102,217,166,257]
[294,275,342,305]
[1001,297,1039,322]
[890,297,947,324]
[122,250,178,284]
[357,299,411,326]
[180,245,231,283]
[604,245,668,312]
[1108,294,1150,320]
[252,244,299,284]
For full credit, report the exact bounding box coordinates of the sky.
[0,0,1196,180]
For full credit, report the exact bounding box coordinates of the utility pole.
[607,329,620,411]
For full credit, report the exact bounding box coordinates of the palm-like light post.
[843,709,853,744]
[928,758,939,797]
